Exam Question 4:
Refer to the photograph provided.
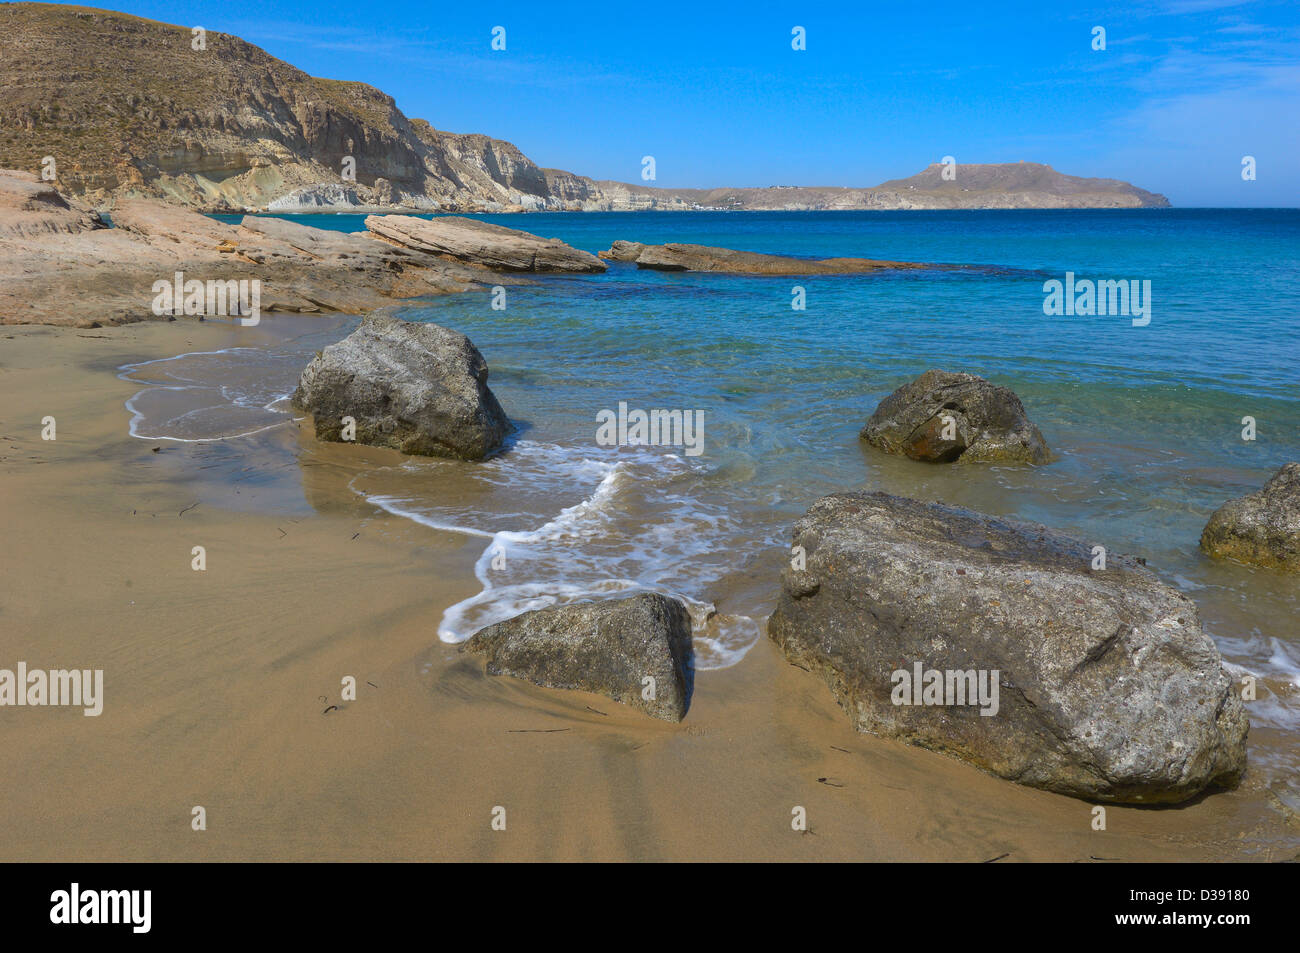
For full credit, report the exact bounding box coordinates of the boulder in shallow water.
[768,492,1248,803]
[1200,463,1300,572]
[293,313,510,460]
[463,592,694,721]
[860,369,1050,464]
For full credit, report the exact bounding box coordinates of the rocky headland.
[0,4,1169,214]
[0,169,599,327]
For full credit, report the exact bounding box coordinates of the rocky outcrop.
[367,215,605,272]
[1,167,645,325]
[768,492,1248,803]
[265,184,395,212]
[599,240,934,274]
[0,168,105,238]
[292,313,510,460]
[0,4,593,213]
[860,370,1051,464]
[0,169,529,326]
[1201,464,1300,571]
[435,130,550,203]
[462,592,694,721]
[544,168,602,205]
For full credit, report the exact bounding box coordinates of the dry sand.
[0,320,1295,862]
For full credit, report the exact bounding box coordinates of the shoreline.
[1,320,1296,861]
[207,205,801,216]
[209,205,1188,217]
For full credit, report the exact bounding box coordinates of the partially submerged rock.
[462,592,694,721]
[293,313,510,460]
[768,492,1247,803]
[1201,463,1300,572]
[598,239,935,274]
[366,214,606,272]
[861,369,1050,464]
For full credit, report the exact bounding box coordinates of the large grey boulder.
[366,214,606,273]
[463,593,694,721]
[768,492,1248,803]
[860,369,1050,464]
[293,313,510,460]
[1201,463,1300,572]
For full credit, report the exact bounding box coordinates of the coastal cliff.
[0,3,1170,212]
[0,3,584,213]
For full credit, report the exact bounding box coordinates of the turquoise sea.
[149,208,1298,793]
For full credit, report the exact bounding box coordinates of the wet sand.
[0,320,1295,861]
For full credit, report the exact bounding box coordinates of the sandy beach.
[1,318,1295,862]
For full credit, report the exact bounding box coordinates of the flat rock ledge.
[367,215,606,272]
[598,240,939,274]
[768,492,1248,803]
[861,369,1051,464]
[1201,463,1300,572]
[0,170,602,327]
[293,313,510,460]
[462,592,694,722]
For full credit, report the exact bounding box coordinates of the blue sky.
[52,0,1300,205]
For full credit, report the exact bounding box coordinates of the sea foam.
[352,441,761,669]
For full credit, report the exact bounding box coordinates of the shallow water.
[142,209,1300,791]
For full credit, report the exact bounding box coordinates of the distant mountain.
[873,162,1170,208]
[0,3,1170,212]
[585,163,1170,210]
